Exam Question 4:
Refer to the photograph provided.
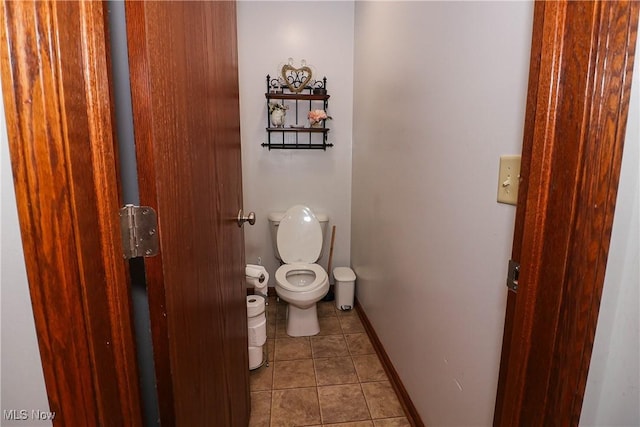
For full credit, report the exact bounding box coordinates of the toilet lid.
[277,205,322,264]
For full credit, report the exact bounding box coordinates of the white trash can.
[334,267,356,311]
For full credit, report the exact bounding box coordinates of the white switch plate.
[497,155,521,205]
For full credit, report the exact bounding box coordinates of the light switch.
[497,155,521,205]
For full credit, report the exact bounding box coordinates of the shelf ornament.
[308,109,331,128]
[281,58,313,93]
[268,101,288,128]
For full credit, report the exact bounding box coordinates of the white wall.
[0,89,52,424]
[237,1,354,284]
[351,2,533,425]
[581,38,640,426]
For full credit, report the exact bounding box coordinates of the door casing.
[0,1,142,425]
[494,1,638,425]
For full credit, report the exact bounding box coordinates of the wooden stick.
[327,225,336,283]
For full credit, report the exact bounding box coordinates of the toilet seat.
[275,263,328,293]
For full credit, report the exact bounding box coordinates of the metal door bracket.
[119,204,159,259]
[506,259,520,292]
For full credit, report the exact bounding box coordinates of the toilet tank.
[268,211,329,262]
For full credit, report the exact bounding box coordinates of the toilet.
[270,205,329,337]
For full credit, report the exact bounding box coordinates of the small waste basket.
[334,267,356,311]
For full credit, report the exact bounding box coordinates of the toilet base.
[286,304,320,337]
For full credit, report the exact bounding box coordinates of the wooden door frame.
[494,1,638,425]
[0,1,142,425]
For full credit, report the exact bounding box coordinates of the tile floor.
[249,296,411,427]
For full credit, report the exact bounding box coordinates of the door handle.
[237,209,256,227]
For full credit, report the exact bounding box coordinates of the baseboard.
[355,298,425,427]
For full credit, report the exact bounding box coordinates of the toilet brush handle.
[327,226,336,282]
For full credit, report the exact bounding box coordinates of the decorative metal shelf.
[262,128,332,150]
[263,74,333,151]
[261,143,334,150]
[265,93,330,101]
[266,127,329,132]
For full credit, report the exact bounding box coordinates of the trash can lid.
[333,267,356,281]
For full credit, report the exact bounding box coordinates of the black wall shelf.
[262,75,333,151]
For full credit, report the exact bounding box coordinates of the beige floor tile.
[249,362,273,391]
[249,391,271,427]
[361,381,405,419]
[270,387,321,427]
[266,338,275,362]
[317,300,337,317]
[314,356,358,386]
[266,300,277,317]
[352,354,387,382]
[274,337,312,360]
[372,417,411,426]
[251,304,407,427]
[318,384,371,424]
[311,335,349,358]
[276,302,288,320]
[266,308,276,322]
[272,359,316,389]
[318,316,343,335]
[345,333,375,355]
[266,318,276,338]
[325,422,374,427]
[336,307,357,317]
[339,314,365,334]
[275,320,289,338]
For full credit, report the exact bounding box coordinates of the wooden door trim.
[123,3,175,424]
[0,1,142,425]
[495,1,638,425]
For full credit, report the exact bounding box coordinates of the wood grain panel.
[0,1,142,425]
[122,3,175,424]
[495,1,638,425]
[125,2,249,425]
[545,3,638,423]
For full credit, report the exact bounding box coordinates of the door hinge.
[506,259,520,292]
[119,204,159,259]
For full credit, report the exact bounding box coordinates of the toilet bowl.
[274,205,329,337]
